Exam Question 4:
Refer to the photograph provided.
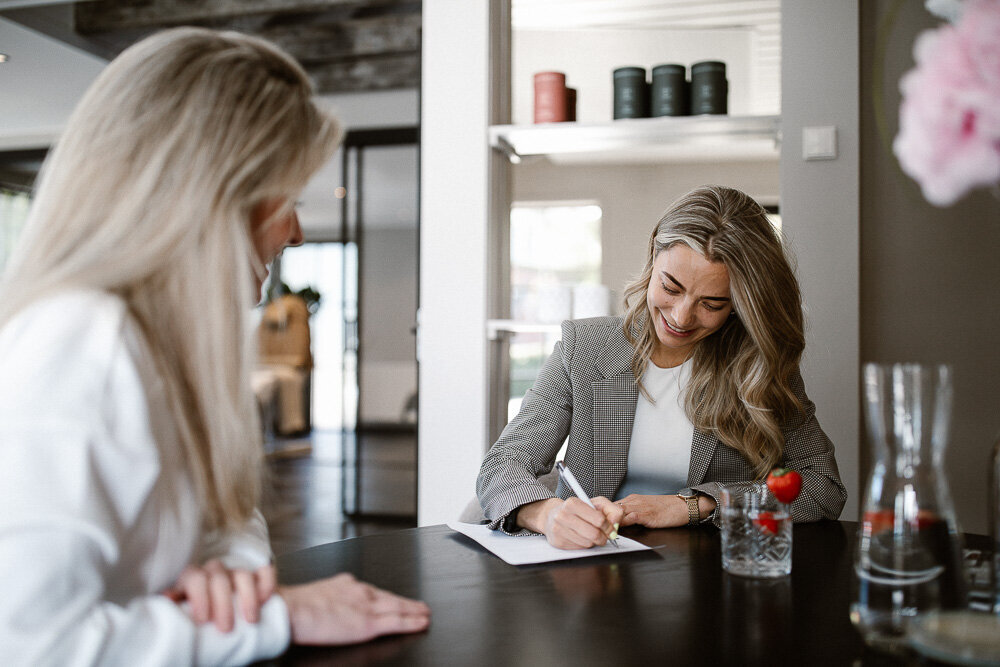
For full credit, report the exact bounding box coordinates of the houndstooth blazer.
[477,316,847,534]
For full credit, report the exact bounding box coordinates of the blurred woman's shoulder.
[0,289,128,378]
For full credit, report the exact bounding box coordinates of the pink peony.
[893,0,1000,207]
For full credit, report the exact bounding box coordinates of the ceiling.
[0,0,421,94]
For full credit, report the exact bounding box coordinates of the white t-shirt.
[616,358,694,498]
[0,290,290,665]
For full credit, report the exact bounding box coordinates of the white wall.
[781,1,860,520]
[418,0,493,525]
[0,17,106,149]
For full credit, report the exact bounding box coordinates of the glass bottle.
[992,432,1000,614]
[851,363,968,654]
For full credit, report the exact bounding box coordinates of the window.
[506,202,603,420]
[0,188,31,272]
[273,242,357,431]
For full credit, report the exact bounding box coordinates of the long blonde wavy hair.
[622,185,805,477]
[0,28,341,531]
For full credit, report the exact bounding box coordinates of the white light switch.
[802,126,837,160]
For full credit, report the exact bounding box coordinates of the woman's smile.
[661,315,694,337]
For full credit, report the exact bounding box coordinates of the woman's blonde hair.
[622,185,804,477]
[0,28,341,530]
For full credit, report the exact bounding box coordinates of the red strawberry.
[863,509,940,534]
[766,468,802,504]
[754,511,779,535]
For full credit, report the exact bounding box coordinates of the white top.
[616,358,694,498]
[0,290,290,666]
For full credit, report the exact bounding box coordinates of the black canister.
[651,64,687,117]
[613,66,648,119]
[690,60,727,115]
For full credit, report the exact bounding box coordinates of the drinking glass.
[721,486,792,578]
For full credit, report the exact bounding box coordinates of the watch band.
[677,493,700,525]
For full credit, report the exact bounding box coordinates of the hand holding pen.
[547,461,623,549]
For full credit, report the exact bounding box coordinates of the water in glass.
[721,487,792,578]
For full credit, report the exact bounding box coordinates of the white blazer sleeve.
[0,292,289,666]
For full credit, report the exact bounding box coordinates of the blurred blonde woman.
[477,185,846,550]
[0,27,428,664]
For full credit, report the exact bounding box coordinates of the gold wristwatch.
[676,488,700,525]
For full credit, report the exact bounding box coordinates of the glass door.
[341,128,420,432]
[340,128,419,518]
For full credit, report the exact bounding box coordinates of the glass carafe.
[851,363,967,654]
[992,432,1000,614]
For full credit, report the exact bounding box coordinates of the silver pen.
[555,461,620,548]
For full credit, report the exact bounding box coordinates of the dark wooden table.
[265,521,986,666]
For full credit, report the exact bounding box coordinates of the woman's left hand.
[616,494,689,528]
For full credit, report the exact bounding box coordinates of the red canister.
[534,71,568,123]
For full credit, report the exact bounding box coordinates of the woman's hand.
[518,496,625,550]
[617,494,689,528]
[279,573,430,645]
[163,560,277,632]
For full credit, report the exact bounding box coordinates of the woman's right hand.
[518,497,624,550]
[279,573,430,645]
[163,560,276,632]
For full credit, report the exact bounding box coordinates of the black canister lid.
[613,66,647,79]
[652,64,685,76]
[691,60,726,74]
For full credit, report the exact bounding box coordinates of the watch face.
[677,488,695,498]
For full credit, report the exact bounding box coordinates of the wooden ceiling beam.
[254,13,420,65]
[308,52,419,92]
[70,0,421,93]
[74,0,417,32]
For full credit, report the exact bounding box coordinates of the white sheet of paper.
[447,521,651,565]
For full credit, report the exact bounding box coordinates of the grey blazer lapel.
[591,333,637,499]
[688,428,720,486]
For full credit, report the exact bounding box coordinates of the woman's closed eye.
[661,281,680,295]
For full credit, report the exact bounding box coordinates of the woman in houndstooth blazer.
[477,185,846,550]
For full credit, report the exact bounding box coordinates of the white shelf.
[489,114,781,165]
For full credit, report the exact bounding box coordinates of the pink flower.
[893,0,1000,207]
